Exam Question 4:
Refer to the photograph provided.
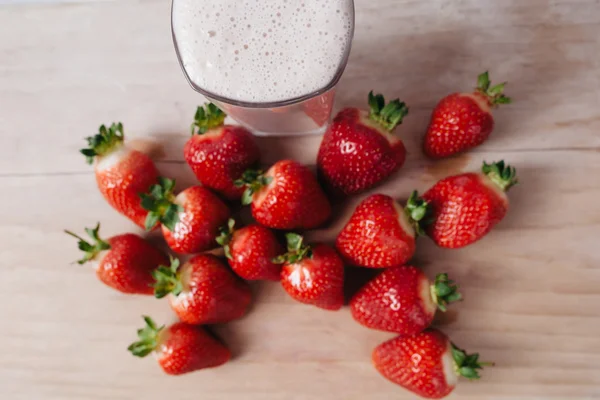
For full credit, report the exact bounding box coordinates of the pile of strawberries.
[67,72,515,399]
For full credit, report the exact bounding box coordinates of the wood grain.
[1,0,599,399]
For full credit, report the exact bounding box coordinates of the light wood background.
[1,0,600,399]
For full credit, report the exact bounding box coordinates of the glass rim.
[170,0,356,109]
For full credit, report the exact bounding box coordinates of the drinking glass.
[171,0,355,136]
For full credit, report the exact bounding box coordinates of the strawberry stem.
[216,218,237,260]
[475,71,511,106]
[191,103,226,135]
[65,223,111,264]
[127,316,165,358]
[152,256,183,298]
[140,177,184,231]
[430,273,462,312]
[80,123,125,164]
[451,343,494,380]
[234,169,273,206]
[404,191,433,236]
[367,91,409,132]
[482,160,518,192]
[272,233,312,264]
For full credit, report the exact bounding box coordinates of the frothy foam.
[172,0,354,103]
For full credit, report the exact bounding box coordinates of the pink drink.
[172,0,354,136]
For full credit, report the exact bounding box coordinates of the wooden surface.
[1,0,600,399]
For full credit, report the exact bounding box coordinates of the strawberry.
[317,92,409,195]
[350,266,461,335]
[236,159,331,230]
[372,329,492,399]
[140,177,231,254]
[184,104,261,200]
[276,233,344,311]
[152,255,252,324]
[81,123,160,229]
[336,192,429,268]
[128,316,230,375]
[424,71,511,158]
[65,223,167,295]
[216,218,284,281]
[422,160,517,249]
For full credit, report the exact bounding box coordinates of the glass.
[171,0,355,136]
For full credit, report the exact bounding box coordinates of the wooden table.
[1,0,600,399]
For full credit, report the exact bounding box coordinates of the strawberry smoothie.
[172,0,355,135]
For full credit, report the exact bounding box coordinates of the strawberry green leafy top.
[405,191,433,236]
[451,343,494,379]
[128,316,165,357]
[64,223,111,264]
[476,71,512,106]
[272,233,312,264]
[80,123,125,164]
[367,91,409,132]
[430,273,462,312]
[234,169,273,206]
[191,103,226,135]
[152,256,183,299]
[216,218,237,260]
[140,177,184,231]
[482,160,518,192]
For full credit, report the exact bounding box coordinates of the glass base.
[248,124,328,137]
[210,89,335,137]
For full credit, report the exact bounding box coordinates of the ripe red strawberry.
[65,223,167,295]
[128,316,230,375]
[317,92,409,195]
[373,329,492,399]
[276,233,344,311]
[424,71,511,158]
[152,254,252,325]
[184,104,260,200]
[423,160,517,249]
[81,123,159,229]
[236,159,331,230]
[216,219,284,281]
[140,177,231,254]
[336,192,429,268]
[350,266,461,335]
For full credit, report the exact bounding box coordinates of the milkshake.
[172,0,355,135]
